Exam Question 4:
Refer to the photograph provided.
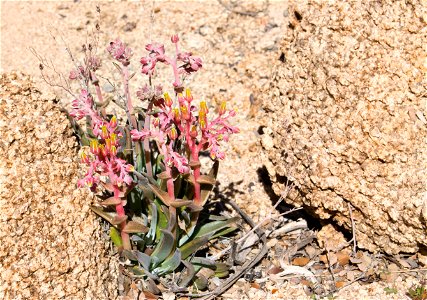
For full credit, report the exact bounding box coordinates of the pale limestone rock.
[262,0,427,254]
[0,73,118,299]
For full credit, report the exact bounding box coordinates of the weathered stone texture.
[262,0,427,254]
[0,73,118,299]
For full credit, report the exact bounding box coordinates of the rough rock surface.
[262,0,427,254]
[0,73,118,299]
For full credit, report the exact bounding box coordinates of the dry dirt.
[1,1,425,299]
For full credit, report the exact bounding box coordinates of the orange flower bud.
[199,119,206,130]
[177,93,185,104]
[90,139,99,154]
[190,125,198,138]
[173,108,181,122]
[180,105,189,120]
[169,126,178,140]
[110,115,117,128]
[185,88,193,102]
[200,101,208,114]
[80,151,90,164]
[101,125,108,139]
[164,92,173,107]
[153,117,160,127]
[105,138,112,152]
[110,145,117,156]
[219,101,226,115]
[110,133,117,145]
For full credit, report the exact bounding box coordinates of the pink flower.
[130,129,150,141]
[107,39,133,66]
[168,150,189,174]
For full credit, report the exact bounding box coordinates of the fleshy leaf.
[150,229,175,267]
[109,227,123,248]
[194,274,209,290]
[147,203,158,243]
[179,260,196,287]
[157,171,171,180]
[131,266,158,280]
[136,251,151,270]
[211,226,238,239]
[189,257,216,269]
[169,200,193,208]
[111,215,128,225]
[196,175,216,185]
[122,249,138,261]
[99,197,122,206]
[91,205,117,224]
[152,248,181,276]
[214,263,230,278]
[193,217,239,239]
[179,235,210,260]
[148,183,172,206]
[123,221,149,233]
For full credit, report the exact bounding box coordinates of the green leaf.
[193,217,239,239]
[214,263,230,278]
[194,274,209,290]
[131,266,158,280]
[136,251,151,270]
[150,229,175,268]
[211,226,238,239]
[189,257,216,269]
[147,203,158,243]
[179,235,210,260]
[152,249,182,276]
[109,227,123,248]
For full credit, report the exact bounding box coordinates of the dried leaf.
[336,251,350,266]
[335,281,346,288]
[292,256,310,266]
[250,282,261,289]
[267,265,283,275]
[305,245,317,259]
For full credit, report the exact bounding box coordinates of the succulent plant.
[66,32,239,291]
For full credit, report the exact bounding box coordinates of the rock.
[261,1,427,254]
[0,73,118,299]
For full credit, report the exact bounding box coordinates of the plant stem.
[114,186,131,250]
[143,101,153,177]
[191,149,201,206]
[90,70,106,117]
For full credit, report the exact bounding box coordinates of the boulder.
[0,73,118,299]
[261,0,427,254]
